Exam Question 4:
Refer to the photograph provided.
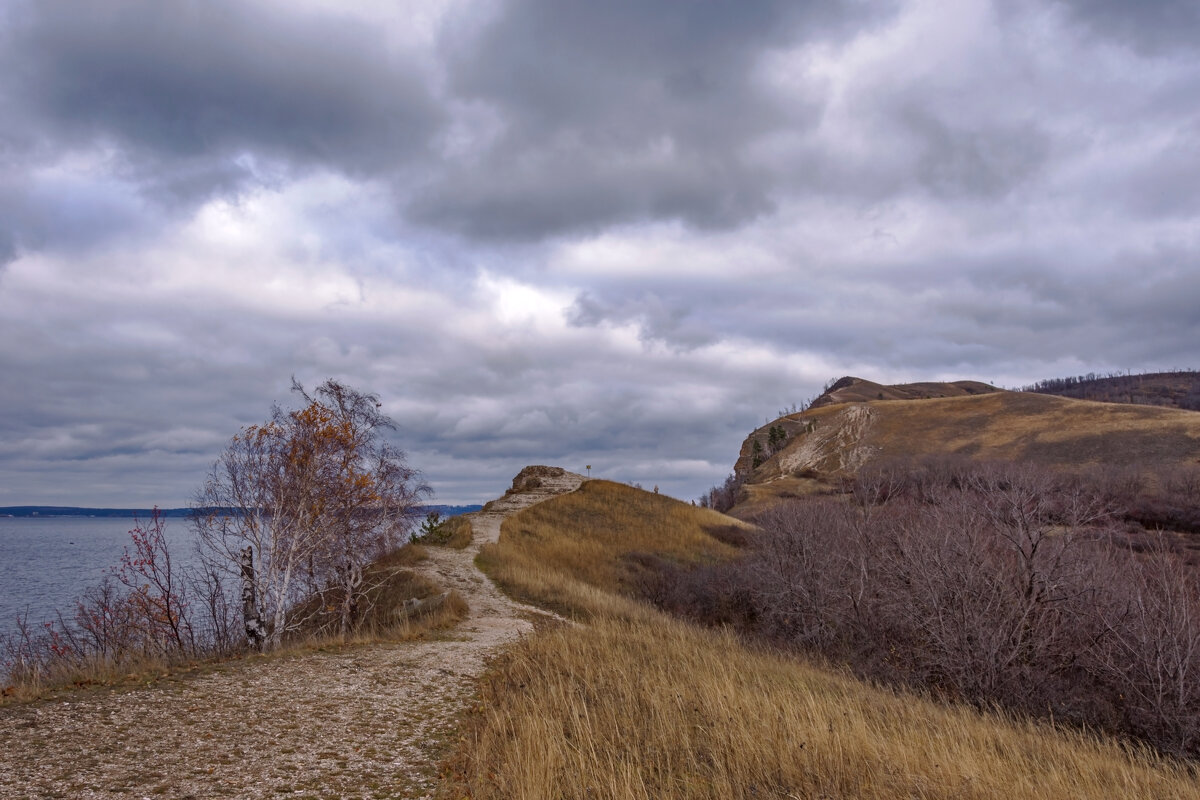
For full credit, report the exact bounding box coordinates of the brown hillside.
[452,470,1200,799]
[481,479,748,619]
[808,376,1000,408]
[734,391,1200,514]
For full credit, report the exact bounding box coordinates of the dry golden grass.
[1,649,186,705]
[731,475,833,519]
[442,515,474,549]
[478,480,745,618]
[475,540,650,622]
[739,392,1200,509]
[417,515,474,549]
[862,391,1200,465]
[448,613,1199,800]
[450,479,1200,799]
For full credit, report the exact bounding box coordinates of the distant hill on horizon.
[0,504,483,519]
[0,506,197,518]
[1020,369,1200,411]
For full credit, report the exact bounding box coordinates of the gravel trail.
[0,467,585,799]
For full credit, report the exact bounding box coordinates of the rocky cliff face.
[481,465,589,513]
[734,405,877,479]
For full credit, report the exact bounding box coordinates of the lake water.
[0,516,199,640]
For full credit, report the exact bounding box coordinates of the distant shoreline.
[0,504,482,519]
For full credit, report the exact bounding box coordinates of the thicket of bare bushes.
[1,509,443,693]
[1,510,240,692]
[2,379,437,693]
[1022,369,1200,410]
[643,458,1200,757]
[697,470,747,513]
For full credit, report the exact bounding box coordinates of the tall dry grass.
[448,613,1199,800]
[478,479,744,619]
[449,480,1200,799]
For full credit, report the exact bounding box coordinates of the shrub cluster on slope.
[1022,370,1200,410]
[649,457,1200,757]
[1,534,464,698]
[443,478,1200,799]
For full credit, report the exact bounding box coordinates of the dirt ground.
[0,469,586,799]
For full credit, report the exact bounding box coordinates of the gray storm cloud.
[4,1,440,172]
[411,0,900,238]
[0,0,1197,506]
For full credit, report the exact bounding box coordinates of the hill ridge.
[807,376,1001,409]
[730,384,1200,515]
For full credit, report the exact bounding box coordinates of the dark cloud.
[0,0,447,266]
[566,291,717,350]
[414,0,895,239]
[412,153,778,240]
[906,111,1051,200]
[1,0,442,191]
[0,172,156,259]
[1055,0,1200,55]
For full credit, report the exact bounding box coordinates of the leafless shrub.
[747,500,857,650]
[697,471,747,512]
[1084,538,1200,755]
[647,456,1200,756]
[1164,465,1200,501]
[186,561,241,657]
[69,576,141,663]
[1089,463,1147,509]
[2,510,208,689]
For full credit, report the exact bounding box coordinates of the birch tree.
[192,379,427,649]
[292,378,427,636]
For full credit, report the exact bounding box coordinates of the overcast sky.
[1,0,1198,507]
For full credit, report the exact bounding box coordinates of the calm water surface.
[0,516,198,639]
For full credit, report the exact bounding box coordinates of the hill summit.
[808,376,1000,409]
[729,377,1200,515]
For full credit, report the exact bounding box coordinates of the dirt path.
[0,467,586,799]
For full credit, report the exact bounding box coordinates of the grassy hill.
[732,386,1200,515]
[808,375,1001,408]
[441,374,1200,796]
[476,479,747,620]
[443,478,1200,799]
